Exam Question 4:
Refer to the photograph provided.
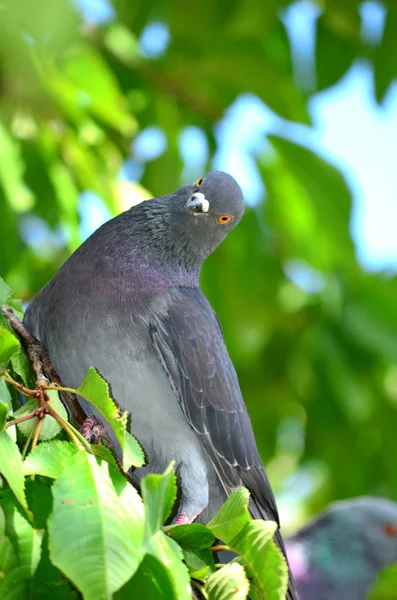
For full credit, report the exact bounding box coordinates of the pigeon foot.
[81,415,110,445]
[175,513,199,525]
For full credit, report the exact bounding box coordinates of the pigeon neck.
[131,247,201,289]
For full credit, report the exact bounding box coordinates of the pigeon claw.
[175,513,199,525]
[81,415,110,445]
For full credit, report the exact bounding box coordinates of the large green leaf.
[0,429,27,510]
[205,562,249,600]
[23,441,79,479]
[12,510,44,580]
[48,451,145,599]
[145,532,191,600]
[207,488,250,543]
[229,521,288,600]
[12,390,68,441]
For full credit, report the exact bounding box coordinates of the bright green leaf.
[205,561,249,600]
[0,379,13,410]
[229,521,288,600]
[141,463,177,538]
[207,488,250,543]
[48,451,144,599]
[0,328,20,365]
[0,276,12,305]
[13,510,44,579]
[23,441,79,479]
[76,367,127,450]
[123,430,145,470]
[368,564,397,600]
[0,429,28,510]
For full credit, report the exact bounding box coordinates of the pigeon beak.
[185,192,210,214]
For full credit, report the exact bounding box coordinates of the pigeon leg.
[81,415,110,445]
[175,512,200,525]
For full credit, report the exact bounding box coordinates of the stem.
[22,426,35,458]
[31,417,43,451]
[46,405,85,449]
[5,411,39,428]
[2,375,36,398]
[211,545,230,553]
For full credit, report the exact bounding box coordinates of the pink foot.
[175,513,199,525]
[81,415,110,445]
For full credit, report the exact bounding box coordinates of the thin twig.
[31,417,43,451]
[210,545,230,553]
[46,405,86,449]
[5,411,39,428]
[2,374,37,398]
[22,426,35,458]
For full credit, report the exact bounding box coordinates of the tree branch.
[1,306,87,425]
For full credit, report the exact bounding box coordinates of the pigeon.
[286,496,397,600]
[24,171,297,598]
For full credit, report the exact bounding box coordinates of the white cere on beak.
[188,192,209,213]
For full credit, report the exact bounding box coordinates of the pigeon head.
[288,496,397,598]
[142,171,245,270]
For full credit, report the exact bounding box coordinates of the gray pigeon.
[24,171,297,598]
[286,496,397,600]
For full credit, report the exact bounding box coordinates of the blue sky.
[76,0,397,272]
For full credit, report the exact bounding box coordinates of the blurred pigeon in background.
[286,496,397,600]
[24,171,297,598]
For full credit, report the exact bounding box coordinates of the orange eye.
[384,523,397,536]
[217,215,233,224]
[195,176,204,186]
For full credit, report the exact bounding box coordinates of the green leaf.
[23,441,79,479]
[0,531,27,600]
[13,390,68,441]
[13,510,44,579]
[0,379,13,410]
[48,451,145,599]
[205,562,249,600]
[0,276,12,305]
[146,531,192,600]
[123,430,145,470]
[207,488,250,543]
[141,463,177,538]
[76,367,127,449]
[166,523,215,572]
[315,15,358,92]
[0,401,8,429]
[374,5,397,103]
[0,327,20,365]
[229,521,288,600]
[116,554,177,600]
[0,429,28,510]
[10,349,35,388]
[368,565,397,600]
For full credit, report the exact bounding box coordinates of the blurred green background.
[1,0,397,529]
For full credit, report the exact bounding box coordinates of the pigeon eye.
[195,176,204,187]
[217,215,233,224]
[383,523,397,536]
